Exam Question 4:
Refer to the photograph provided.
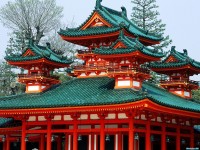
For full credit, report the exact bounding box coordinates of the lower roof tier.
[0,77,200,113]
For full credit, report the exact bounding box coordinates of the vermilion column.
[21,120,26,150]
[65,134,69,150]
[46,119,52,150]
[57,135,62,150]
[100,115,105,150]
[118,132,122,150]
[3,140,6,150]
[190,127,194,148]
[161,124,166,150]
[40,134,45,150]
[129,117,134,150]
[6,135,10,150]
[176,126,180,150]
[73,118,78,150]
[145,121,151,150]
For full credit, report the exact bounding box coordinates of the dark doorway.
[26,142,39,150]
[123,135,128,150]
[78,135,88,150]
[139,136,145,150]
[105,135,114,150]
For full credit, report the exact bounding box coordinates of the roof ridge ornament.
[183,49,188,56]
[119,30,125,39]
[95,0,102,9]
[121,6,127,17]
[171,46,176,53]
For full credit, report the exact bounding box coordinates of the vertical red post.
[100,115,105,150]
[176,126,180,150]
[40,134,45,150]
[161,124,166,150]
[3,140,6,150]
[65,134,69,150]
[73,115,78,150]
[118,132,122,150]
[21,119,26,150]
[6,135,10,150]
[190,127,194,148]
[46,119,52,150]
[91,134,94,150]
[129,117,134,150]
[57,135,62,150]
[146,121,151,150]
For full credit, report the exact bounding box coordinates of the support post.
[118,132,122,150]
[46,118,52,150]
[40,134,45,150]
[72,114,78,150]
[3,140,6,150]
[99,114,105,150]
[21,119,26,150]
[190,127,195,148]
[176,126,180,150]
[91,134,94,150]
[129,117,134,150]
[65,134,69,150]
[145,121,151,150]
[57,135,62,150]
[6,135,10,150]
[161,124,166,150]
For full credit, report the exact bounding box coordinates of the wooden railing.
[160,79,199,86]
[18,74,59,80]
[107,67,150,74]
[77,49,93,54]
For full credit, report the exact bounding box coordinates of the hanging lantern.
[78,135,82,141]
[2,135,5,142]
[134,133,139,140]
[25,137,29,142]
[166,136,170,143]
[51,135,55,142]
[105,134,110,141]
[181,139,186,145]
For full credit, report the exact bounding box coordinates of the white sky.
[0,0,200,80]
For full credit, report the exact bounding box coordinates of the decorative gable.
[113,41,127,49]
[81,12,112,30]
[165,55,178,63]
[23,49,35,57]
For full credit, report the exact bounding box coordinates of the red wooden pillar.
[118,132,122,150]
[73,116,78,150]
[6,135,10,150]
[21,120,26,150]
[57,135,62,150]
[3,141,6,150]
[176,126,180,150]
[190,127,195,148]
[161,124,166,150]
[65,134,69,150]
[46,119,52,150]
[40,134,45,150]
[100,115,105,150]
[129,117,134,150]
[91,134,94,150]
[145,121,151,150]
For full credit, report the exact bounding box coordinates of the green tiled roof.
[150,46,200,69]
[5,42,73,65]
[58,3,162,41]
[93,32,164,58]
[0,77,200,113]
[0,118,13,128]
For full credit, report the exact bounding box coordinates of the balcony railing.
[18,74,59,80]
[107,67,150,74]
[160,79,199,86]
[77,49,93,54]
[73,65,107,71]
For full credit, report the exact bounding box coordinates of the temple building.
[0,0,200,150]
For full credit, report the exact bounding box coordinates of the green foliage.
[0,61,25,96]
[192,89,200,101]
[131,0,172,50]
[53,72,73,83]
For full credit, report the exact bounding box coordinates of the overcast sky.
[0,0,200,80]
